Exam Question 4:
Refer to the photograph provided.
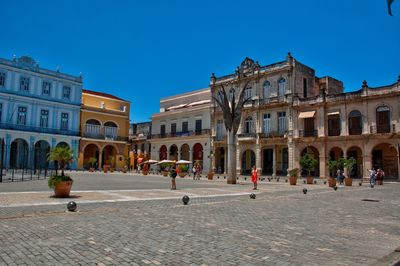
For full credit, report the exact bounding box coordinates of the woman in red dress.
[251,166,258,190]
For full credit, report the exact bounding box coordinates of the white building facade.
[0,56,82,170]
[150,88,212,173]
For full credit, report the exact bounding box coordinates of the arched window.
[348,110,362,135]
[376,105,390,133]
[263,81,271,98]
[244,116,253,134]
[278,78,286,97]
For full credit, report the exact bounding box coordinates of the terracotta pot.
[306,176,314,184]
[328,178,336,187]
[178,172,187,178]
[54,180,73,198]
[289,176,297,185]
[89,168,95,172]
[344,177,352,186]
[143,170,148,175]
[162,171,169,177]
[207,172,214,180]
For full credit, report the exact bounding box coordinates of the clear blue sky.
[1,0,399,122]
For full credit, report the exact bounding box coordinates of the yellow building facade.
[77,89,131,170]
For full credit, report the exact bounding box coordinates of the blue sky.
[1,0,399,122]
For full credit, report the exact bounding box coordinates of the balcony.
[83,124,128,141]
[237,132,257,139]
[151,129,211,139]
[259,96,286,105]
[299,130,318,137]
[0,122,79,136]
[349,127,362,135]
[370,124,395,134]
[259,131,286,138]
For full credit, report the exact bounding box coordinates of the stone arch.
[10,138,29,169]
[83,143,100,169]
[159,145,167,161]
[56,141,70,148]
[34,140,50,169]
[101,145,117,168]
[169,144,178,161]
[193,143,203,169]
[300,146,319,177]
[346,146,363,178]
[215,146,225,174]
[371,143,398,178]
[86,119,101,125]
[241,149,256,175]
[180,144,190,161]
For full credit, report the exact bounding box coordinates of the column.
[99,149,103,169]
[256,138,262,174]
[272,145,277,177]
[363,155,372,180]
[189,149,193,164]
[71,139,79,170]
[28,136,35,169]
[236,145,241,175]
[319,155,327,179]
[4,134,11,169]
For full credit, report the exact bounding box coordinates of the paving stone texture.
[0,173,399,265]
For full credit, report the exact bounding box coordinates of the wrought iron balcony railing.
[299,130,318,137]
[237,132,257,138]
[0,122,79,136]
[370,124,395,134]
[151,129,211,139]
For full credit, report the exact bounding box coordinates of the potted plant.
[177,164,189,178]
[88,157,97,172]
[300,153,318,184]
[327,159,337,187]
[108,155,115,172]
[47,146,74,198]
[169,169,177,190]
[344,157,356,186]
[207,171,214,180]
[160,162,171,176]
[288,168,299,185]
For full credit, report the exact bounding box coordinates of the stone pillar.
[99,148,103,169]
[272,145,277,177]
[236,144,241,175]
[28,136,35,169]
[71,139,79,170]
[256,138,262,174]
[189,149,193,164]
[4,134,11,169]
[363,155,372,180]
[319,155,327,179]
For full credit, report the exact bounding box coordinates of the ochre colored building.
[77,89,130,170]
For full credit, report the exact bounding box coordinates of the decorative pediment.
[238,57,259,77]
[17,56,37,68]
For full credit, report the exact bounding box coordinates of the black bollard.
[333,186,338,191]
[303,188,307,194]
[250,193,256,199]
[182,195,190,205]
[67,201,77,212]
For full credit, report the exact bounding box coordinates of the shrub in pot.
[48,146,74,198]
[327,159,337,187]
[177,164,189,178]
[344,157,356,186]
[288,168,299,185]
[88,157,97,172]
[300,153,318,184]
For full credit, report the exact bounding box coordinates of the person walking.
[369,168,376,186]
[336,169,342,185]
[251,166,258,190]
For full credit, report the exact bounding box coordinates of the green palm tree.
[48,146,74,176]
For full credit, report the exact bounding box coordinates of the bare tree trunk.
[227,130,237,184]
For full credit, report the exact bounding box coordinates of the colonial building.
[150,88,212,173]
[129,122,152,169]
[210,55,400,179]
[77,89,130,170]
[0,55,81,169]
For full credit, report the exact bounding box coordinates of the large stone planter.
[178,172,187,178]
[344,177,352,186]
[54,181,73,198]
[328,178,337,187]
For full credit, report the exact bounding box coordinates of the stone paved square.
[0,173,399,265]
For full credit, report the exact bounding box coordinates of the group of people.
[369,168,385,185]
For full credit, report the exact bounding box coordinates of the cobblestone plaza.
[0,173,399,265]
